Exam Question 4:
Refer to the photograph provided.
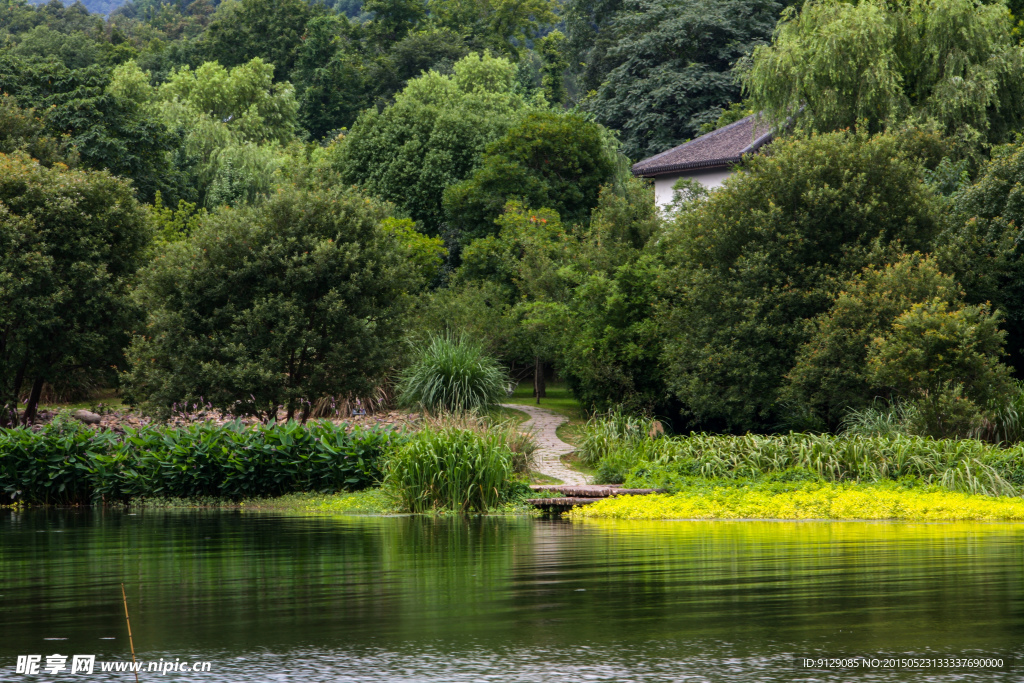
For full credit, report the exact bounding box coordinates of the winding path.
[501,403,589,486]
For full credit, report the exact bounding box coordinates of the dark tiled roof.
[631,114,773,178]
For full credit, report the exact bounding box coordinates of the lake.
[2,510,1023,681]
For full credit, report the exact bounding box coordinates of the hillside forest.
[5,0,1024,442]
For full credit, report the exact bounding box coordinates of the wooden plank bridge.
[527,485,661,512]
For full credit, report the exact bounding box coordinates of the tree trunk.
[3,358,28,426]
[12,358,27,404]
[22,375,44,425]
[534,356,546,403]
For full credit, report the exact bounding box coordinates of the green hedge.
[0,421,403,505]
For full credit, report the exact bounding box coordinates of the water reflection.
[1,510,1022,681]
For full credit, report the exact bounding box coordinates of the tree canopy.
[124,185,429,421]
[443,111,618,241]
[585,0,783,159]
[744,0,1024,146]
[0,153,150,425]
[658,130,942,431]
[333,52,538,235]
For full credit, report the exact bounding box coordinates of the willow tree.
[743,0,1024,145]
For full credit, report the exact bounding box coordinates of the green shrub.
[124,184,421,422]
[0,421,399,505]
[578,417,1023,497]
[382,427,515,512]
[397,335,509,414]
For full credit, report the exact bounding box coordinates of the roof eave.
[631,131,775,178]
[631,157,741,178]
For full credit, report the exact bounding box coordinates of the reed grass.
[840,399,918,437]
[578,415,1024,496]
[382,427,516,513]
[415,411,536,474]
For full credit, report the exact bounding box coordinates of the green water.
[2,510,1023,681]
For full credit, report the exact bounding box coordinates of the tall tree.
[124,185,430,421]
[658,131,942,431]
[744,0,1024,145]
[201,0,317,78]
[936,139,1024,375]
[1,56,185,203]
[428,0,558,59]
[0,153,150,426]
[333,52,536,235]
[443,111,617,242]
[585,0,783,160]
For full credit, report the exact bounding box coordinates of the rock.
[72,409,102,425]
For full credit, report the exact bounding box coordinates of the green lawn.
[503,380,586,421]
[39,394,125,414]
[487,405,530,425]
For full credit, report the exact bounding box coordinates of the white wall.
[653,168,734,208]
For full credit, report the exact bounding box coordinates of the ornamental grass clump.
[382,428,514,513]
[397,335,509,413]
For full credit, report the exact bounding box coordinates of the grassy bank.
[567,479,1024,521]
[578,414,1024,496]
[0,414,533,511]
[243,489,401,514]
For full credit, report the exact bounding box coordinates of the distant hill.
[28,0,129,16]
[27,0,358,18]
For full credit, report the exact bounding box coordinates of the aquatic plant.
[567,480,1024,521]
[0,420,400,505]
[578,418,1024,497]
[382,427,514,513]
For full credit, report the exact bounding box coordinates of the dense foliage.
[658,131,943,431]
[7,0,1024,452]
[444,111,617,241]
[584,0,784,159]
[382,427,517,512]
[333,52,538,237]
[124,184,431,421]
[0,419,398,505]
[0,154,150,426]
[744,0,1024,147]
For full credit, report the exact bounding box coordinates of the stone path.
[501,403,589,486]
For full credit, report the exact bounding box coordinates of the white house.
[631,114,773,208]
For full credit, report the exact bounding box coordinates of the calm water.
[2,510,1024,682]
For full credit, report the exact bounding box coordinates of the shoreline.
[9,481,1024,522]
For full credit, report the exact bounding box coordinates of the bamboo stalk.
[121,583,140,683]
